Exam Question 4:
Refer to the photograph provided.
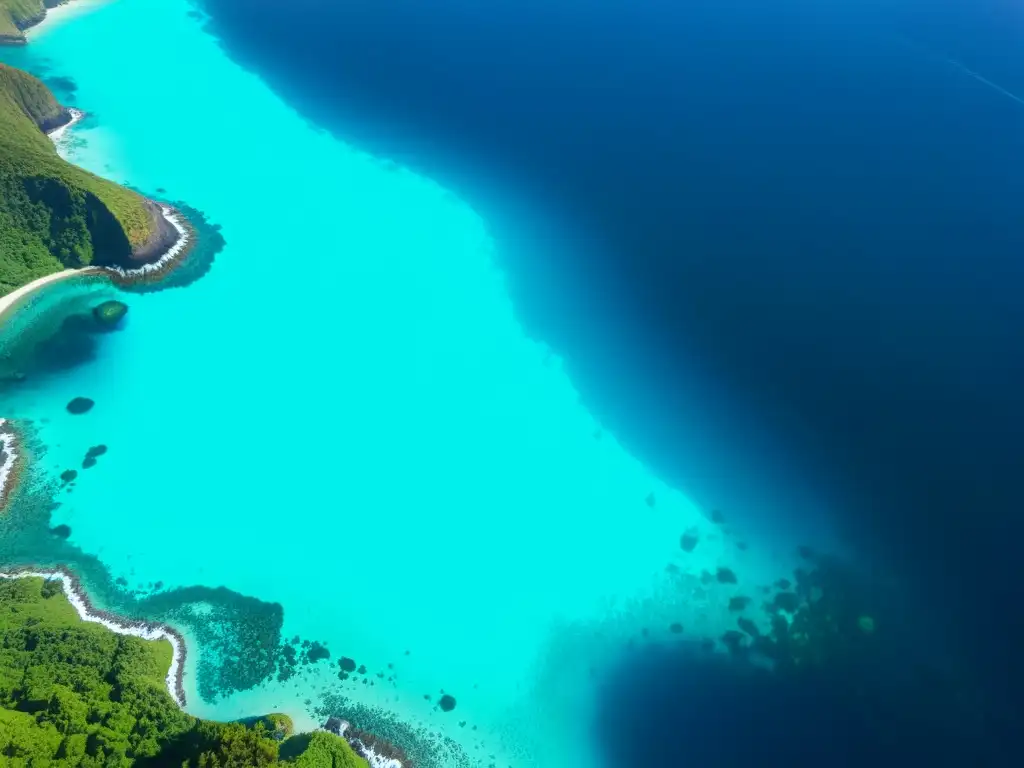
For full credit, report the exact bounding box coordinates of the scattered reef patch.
[91,298,128,328]
[0,575,369,765]
[318,695,472,768]
[590,555,998,767]
[0,450,292,705]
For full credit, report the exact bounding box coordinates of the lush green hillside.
[0,0,57,44]
[0,62,158,294]
[0,576,369,767]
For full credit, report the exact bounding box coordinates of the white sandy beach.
[25,0,113,41]
[0,268,93,321]
[48,105,85,144]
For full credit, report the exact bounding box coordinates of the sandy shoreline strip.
[0,568,187,706]
[0,268,99,326]
[48,106,86,144]
[24,0,112,40]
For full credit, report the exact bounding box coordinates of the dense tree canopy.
[0,577,368,767]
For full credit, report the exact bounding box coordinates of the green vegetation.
[0,577,369,767]
[0,62,157,295]
[0,0,52,44]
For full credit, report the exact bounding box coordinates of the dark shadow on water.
[596,646,981,768]
[589,554,1005,767]
[0,287,127,391]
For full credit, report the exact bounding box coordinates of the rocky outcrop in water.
[130,200,183,263]
[92,300,128,328]
[66,396,93,414]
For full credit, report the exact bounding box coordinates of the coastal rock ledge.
[0,418,22,508]
[0,0,68,46]
[101,202,200,287]
[323,717,406,768]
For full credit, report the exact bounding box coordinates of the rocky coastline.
[0,566,188,706]
[0,417,22,508]
[324,717,406,768]
[0,0,72,45]
[44,104,84,140]
[37,103,75,134]
[102,203,198,285]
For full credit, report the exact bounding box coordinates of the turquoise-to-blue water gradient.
[0,1,843,764]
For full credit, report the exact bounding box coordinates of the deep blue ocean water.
[1,0,1023,764]
[194,0,1024,760]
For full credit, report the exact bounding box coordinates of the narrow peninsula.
[0,61,189,296]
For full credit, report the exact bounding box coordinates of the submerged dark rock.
[86,444,108,458]
[60,469,77,484]
[82,457,97,469]
[738,617,760,637]
[339,657,357,673]
[323,716,344,735]
[92,300,128,328]
[773,592,800,613]
[438,694,457,712]
[680,528,699,552]
[728,596,751,612]
[306,642,330,663]
[669,623,683,634]
[50,524,71,539]
[66,397,94,414]
[715,567,738,584]
[721,630,746,654]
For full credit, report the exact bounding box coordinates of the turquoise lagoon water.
[0,1,841,765]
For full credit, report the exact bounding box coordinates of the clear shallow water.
[0,1,843,764]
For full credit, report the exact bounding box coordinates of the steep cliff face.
[0,63,167,294]
[0,57,69,129]
[0,0,63,45]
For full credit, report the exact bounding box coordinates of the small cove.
[0,1,845,765]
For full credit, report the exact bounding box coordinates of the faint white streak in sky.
[942,55,1024,106]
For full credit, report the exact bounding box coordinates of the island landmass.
[0,575,371,767]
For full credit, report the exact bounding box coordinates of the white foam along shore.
[0,566,405,766]
[24,0,113,41]
[47,105,85,144]
[334,721,404,768]
[102,206,191,279]
[0,418,19,507]
[0,568,187,706]
[42,107,193,279]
